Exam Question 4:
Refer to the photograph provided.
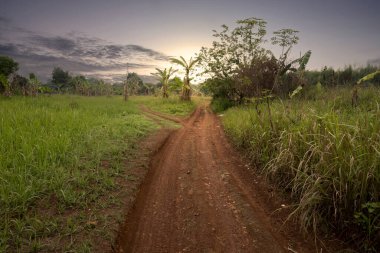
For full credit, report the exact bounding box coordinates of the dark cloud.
[0,21,168,82]
[28,35,77,52]
[0,16,10,24]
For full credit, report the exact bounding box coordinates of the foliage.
[210,97,234,113]
[170,56,199,101]
[0,73,10,96]
[151,67,177,98]
[354,202,380,251]
[222,86,380,252]
[0,56,19,96]
[168,76,183,94]
[10,74,29,95]
[126,72,144,95]
[199,18,311,103]
[0,55,18,77]
[199,17,268,80]
[51,67,71,91]
[304,65,380,87]
[357,70,380,84]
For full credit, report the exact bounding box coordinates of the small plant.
[354,202,380,252]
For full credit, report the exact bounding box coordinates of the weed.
[222,86,380,251]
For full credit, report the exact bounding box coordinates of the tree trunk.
[181,78,191,101]
[162,84,169,98]
[124,82,128,101]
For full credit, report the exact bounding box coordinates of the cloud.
[0,16,10,24]
[0,18,168,82]
[368,58,380,67]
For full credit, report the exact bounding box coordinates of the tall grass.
[222,86,380,251]
[0,95,158,251]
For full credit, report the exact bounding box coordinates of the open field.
[1,1,379,251]
[0,95,194,252]
[222,86,380,251]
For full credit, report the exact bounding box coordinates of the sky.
[0,0,379,83]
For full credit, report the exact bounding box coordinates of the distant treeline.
[199,64,380,98]
[0,55,188,97]
[304,65,380,86]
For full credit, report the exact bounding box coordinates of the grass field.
[222,86,380,251]
[133,96,197,116]
[0,95,194,252]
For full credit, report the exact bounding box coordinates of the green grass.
[222,86,380,251]
[0,95,162,252]
[133,95,197,116]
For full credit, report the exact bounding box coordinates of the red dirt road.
[117,106,314,253]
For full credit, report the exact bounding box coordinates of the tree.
[0,56,18,96]
[170,56,199,100]
[151,67,177,98]
[127,73,144,95]
[10,74,29,96]
[71,75,88,95]
[0,56,18,77]
[52,67,71,92]
[168,76,183,94]
[199,18,274,102]
[199,18,268,80]
[199,17,311,102]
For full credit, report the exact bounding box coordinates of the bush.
[210,97,234,113]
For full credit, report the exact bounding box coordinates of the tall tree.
[127,72,144,95]
[199,17,311,101]
[170,56,199,101]
[0,56,18,96]
[0,56,18,77]
[52,67,71,92]
[151,67,177,98]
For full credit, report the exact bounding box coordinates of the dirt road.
[117,105,313,253]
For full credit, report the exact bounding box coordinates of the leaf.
[357,70,380,84]
[289,85,303,99]
[298,50,312,71]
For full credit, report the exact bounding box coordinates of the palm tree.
[170,56,199,101]
[151,67,177,98]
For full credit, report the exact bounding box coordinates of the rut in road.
[117,105,313,253]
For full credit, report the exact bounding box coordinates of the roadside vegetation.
[223,87,380,251]
[134,96,197,116]
[198,17,380,252]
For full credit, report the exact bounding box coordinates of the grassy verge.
[221,86,380,252]
[0,95,164,252]
[132,96,197,116]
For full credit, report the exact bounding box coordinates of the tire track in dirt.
[117,105,315,253]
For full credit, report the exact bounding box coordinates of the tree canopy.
[0,55,19,77]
